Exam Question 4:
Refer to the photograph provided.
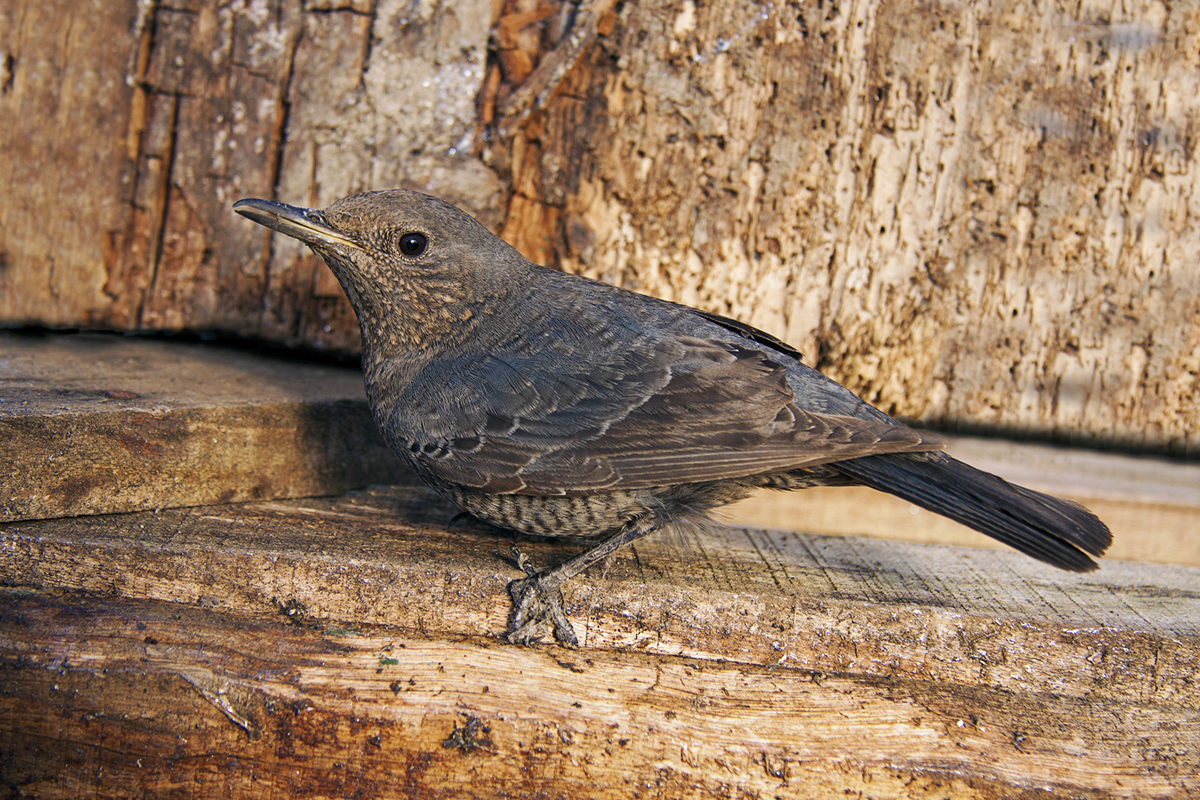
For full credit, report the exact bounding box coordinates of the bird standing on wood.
[235,190,1112,646]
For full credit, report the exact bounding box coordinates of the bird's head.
[234,190,524,357]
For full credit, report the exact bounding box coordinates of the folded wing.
[395,335,942,495]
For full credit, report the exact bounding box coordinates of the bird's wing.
[393,335,942,495]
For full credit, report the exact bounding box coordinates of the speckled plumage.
[235,190,1112,646]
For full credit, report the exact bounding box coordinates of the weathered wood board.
[2,485,1198,798]
[4,332,1198,568]
[0,332,409,523]
[0,0,501,355]
[726,435,1200,567]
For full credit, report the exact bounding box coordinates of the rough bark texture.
[2,487,1198,798]
[1,0,1197,452]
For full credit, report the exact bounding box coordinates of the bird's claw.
[510,544,537,577]
[506,572,578,647]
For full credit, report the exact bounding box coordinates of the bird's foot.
[506,548,578,646]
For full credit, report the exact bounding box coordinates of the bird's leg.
[507,515,661,646]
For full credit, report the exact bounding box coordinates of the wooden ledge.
[0,331,410,522]
[2,485,1198,797]
[4,587,1195,799]
[4,331,1199,566]
[726,435,1200,567]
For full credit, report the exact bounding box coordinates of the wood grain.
[2,485,1197,797]
[2,0,1197,450]
[498,0,1200,455]
[0,332,409,522]
[4,332,1198,568]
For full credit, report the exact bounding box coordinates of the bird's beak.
[233,198,360,249]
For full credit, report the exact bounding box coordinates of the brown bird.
[234,190,1112,646]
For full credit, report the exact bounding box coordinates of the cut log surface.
[2,485,1199,799]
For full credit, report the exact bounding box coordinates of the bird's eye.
[398,232,427,257]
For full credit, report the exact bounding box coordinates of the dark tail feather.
[835,451,1112,572]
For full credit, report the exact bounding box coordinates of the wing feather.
[395,335,942,495]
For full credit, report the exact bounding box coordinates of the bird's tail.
[834,451,1112,571]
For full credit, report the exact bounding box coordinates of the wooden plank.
[2,588,1195,800]
[1,486,1197,797]
[0,332,410,522]
[726,435,1200,568]
[5,332,1199,570]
